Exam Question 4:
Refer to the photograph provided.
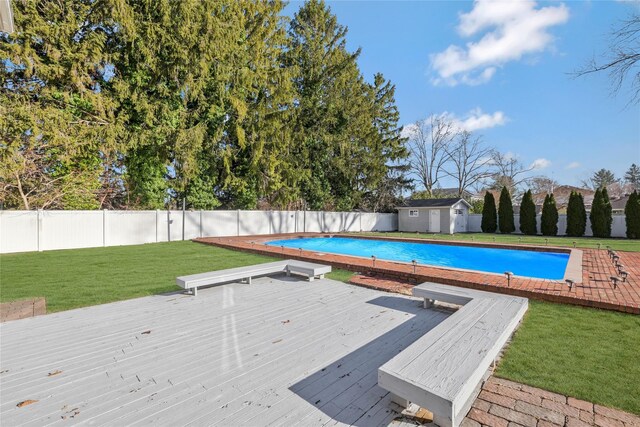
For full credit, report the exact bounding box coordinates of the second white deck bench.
[378,283,528,427]
[176,260,331,296]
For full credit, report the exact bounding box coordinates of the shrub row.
[480,188,640,239]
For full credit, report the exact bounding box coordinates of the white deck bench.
[378,283,528,427]
[176,260,331,296]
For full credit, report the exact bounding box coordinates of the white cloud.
[530,158,551,170]
[401,108,508,138]
[565,161,581,170]
[452,108,508,132]
[430,0,570,86]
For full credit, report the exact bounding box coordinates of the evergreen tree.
[590,188,607,237]
[589,169,617,189]
[625,191,640,239]
[0,0,117,209]
[566,191,587,237]
[541,193,559,236]
[519,190,537,235]
[602,187,613,237]
[481,191,497,233]
[625,164,640,190]
[498,187,515,234]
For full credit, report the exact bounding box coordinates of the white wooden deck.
[0,276,449,426]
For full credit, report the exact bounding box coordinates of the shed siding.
[398,209,430,232]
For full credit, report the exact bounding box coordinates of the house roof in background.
[398,198,471,208]
[532,185,595,207]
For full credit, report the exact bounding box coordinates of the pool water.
[266,237,569,280]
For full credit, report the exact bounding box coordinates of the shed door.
[429,209,440,233]
[453,208,466,233]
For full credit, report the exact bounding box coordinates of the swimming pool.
[266,236,570,280]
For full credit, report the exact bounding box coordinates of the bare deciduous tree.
[530,176,559,194]
[575,13,640,104]
[406,115,456,196]
[489,151,536,195]
[444,131,493,197]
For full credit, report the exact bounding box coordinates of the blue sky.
[285,0,640,188]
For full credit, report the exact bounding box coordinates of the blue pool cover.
[266,236,569,280]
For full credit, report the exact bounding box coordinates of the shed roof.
[398,198,471,208]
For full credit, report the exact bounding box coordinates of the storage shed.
[397,198,471,234]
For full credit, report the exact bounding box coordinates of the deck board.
[0,276,448,426]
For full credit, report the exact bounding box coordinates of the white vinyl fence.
[467,214,627,237]
[0,210,398,254]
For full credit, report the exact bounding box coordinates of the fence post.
[182,199,186,241]
[167,210,171,242]
[37,208,42,252]
[155,210,159,242]
[200,210,203,238]
[359,212,363,232]
[103,209,107,247]
[237,210,240,236]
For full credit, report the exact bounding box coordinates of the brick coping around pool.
[194,233,640,314]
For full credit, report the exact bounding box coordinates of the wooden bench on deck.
[378,282,528,427]
[176,260,331,296]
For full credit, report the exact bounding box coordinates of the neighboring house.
[610,195,629,214]
[530,185,595,214]
[397,198,471,234]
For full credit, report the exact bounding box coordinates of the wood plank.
[1,277,446,427]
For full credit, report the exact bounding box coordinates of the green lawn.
[497,301,640,415]
[356,231,640,252]
[1,241,638,415]
[0,241,352,313]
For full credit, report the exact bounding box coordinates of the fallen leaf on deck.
[48,370,63,377]
[272,339,283,344]
[281,320,290,324]
[141,330,151,335]
[17,400,38,408]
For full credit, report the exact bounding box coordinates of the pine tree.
[624,164,640,190]
[625,191,640,239]
[566,192,586,237]
[541,194,559,236]
[481,191,497,233]
[519,190,537,235]
[498,187,515,234]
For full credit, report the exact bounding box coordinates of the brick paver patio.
[195,233,640,314]
[463,377,640,427]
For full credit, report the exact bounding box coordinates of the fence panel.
[0,211,38,253]
[239,211,270,236]
[105,211,157,246]
[201,211,238,237]
[304,211,324,233]
[41,210,103,251]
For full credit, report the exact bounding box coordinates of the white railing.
[0,210,398,254]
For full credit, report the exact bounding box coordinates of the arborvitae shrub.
[590,188,607,238]
[625,191,640,239]
[541,193,558,236]
[602,187,612,237]
[519,190,537,235]
[498,186,515,234]
[481,191,497,233]
[566,191,586,237]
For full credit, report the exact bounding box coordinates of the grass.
[2,241,638,414]
[356,231,640,252]
[0,241,353,313]
[497,300,640,415]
